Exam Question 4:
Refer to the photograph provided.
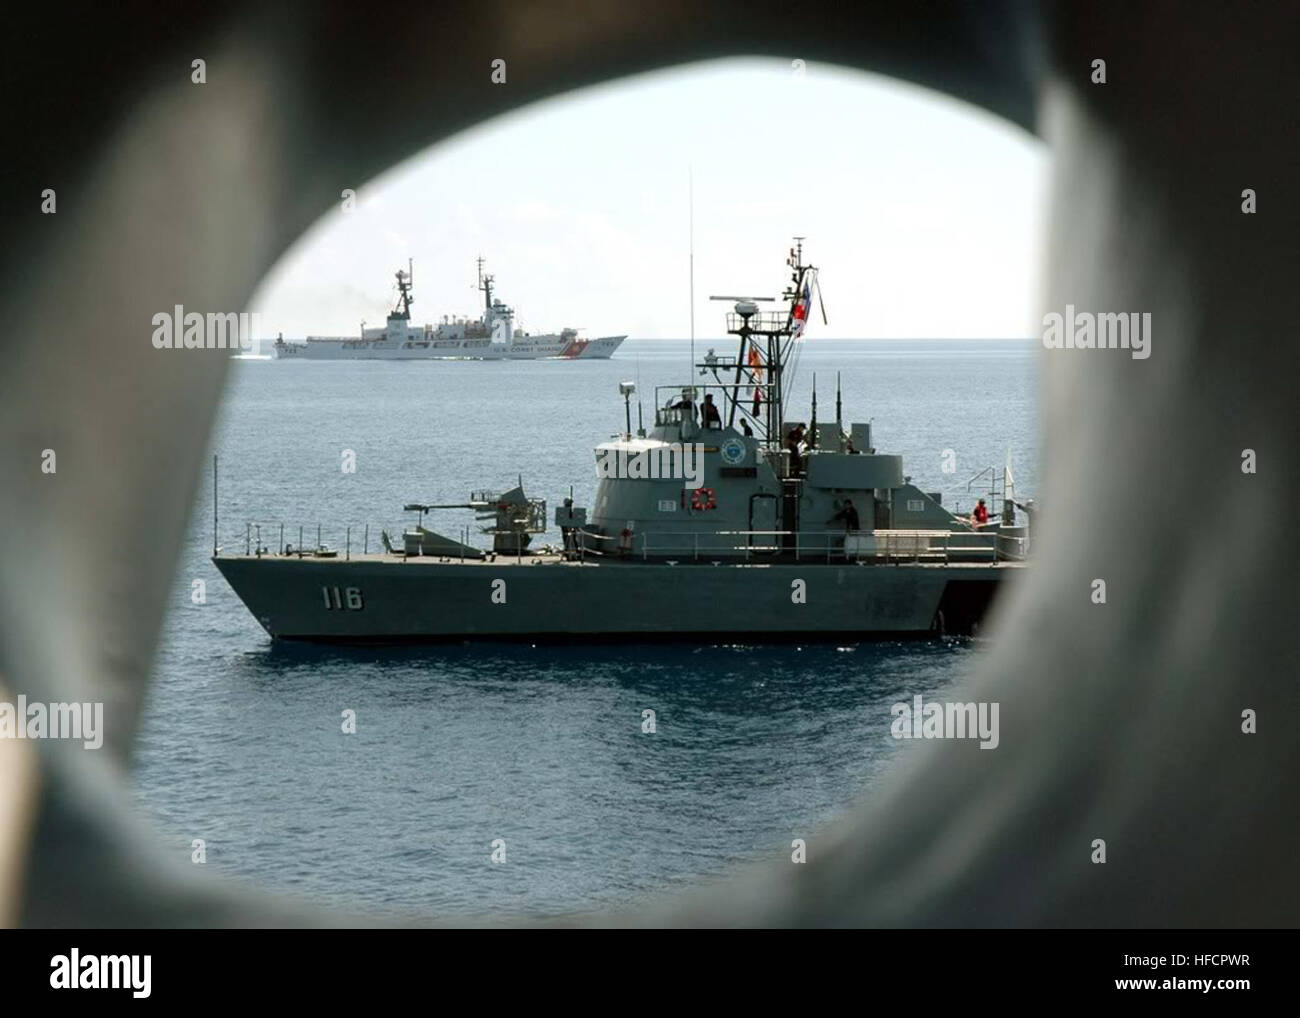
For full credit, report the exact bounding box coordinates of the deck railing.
[221,523,1027,565]
[228,522,382,560]
[578,527,1024,564]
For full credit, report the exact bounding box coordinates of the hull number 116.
[322,586,364,610]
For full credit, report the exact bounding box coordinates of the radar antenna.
[392,258,414,319]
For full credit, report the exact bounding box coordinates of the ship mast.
[392,259,414,320]
[477,255,494,311]
[701,239,818,453]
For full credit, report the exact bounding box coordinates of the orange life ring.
[690,487,717,511]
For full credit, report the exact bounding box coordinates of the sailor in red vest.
[972,498,990,527]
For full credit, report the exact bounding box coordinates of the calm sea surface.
[132,338,1037,918]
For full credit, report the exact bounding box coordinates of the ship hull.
[213,554,1015,642]
[272,335,625,360]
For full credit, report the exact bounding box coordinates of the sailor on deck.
[785,423,807,474]
[829,497,860,532]
[560,496,576,553]
[701,393,721,429]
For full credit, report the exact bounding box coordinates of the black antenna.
[688,166,695,379]
[836,372,842,430]
[810,374,818,450]
[636,356,645,435]
[212,454,218,556]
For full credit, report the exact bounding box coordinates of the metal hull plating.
[213,554,1016,642]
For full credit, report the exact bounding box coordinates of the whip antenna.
[689,166,695,375]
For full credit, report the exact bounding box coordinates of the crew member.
[740,419,753,438]
[972,498,990,527]
[701,393,722,429]
[560,496,576,553]
[785,423,807,474]
[829,497,860,532]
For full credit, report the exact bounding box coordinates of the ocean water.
[132,338,1037,919]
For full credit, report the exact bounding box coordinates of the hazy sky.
[251,58,1046,341]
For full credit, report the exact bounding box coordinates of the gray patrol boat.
[215,242,1030,642]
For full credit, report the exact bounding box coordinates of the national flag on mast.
[790,269,817,341]
[747,343,764,406]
